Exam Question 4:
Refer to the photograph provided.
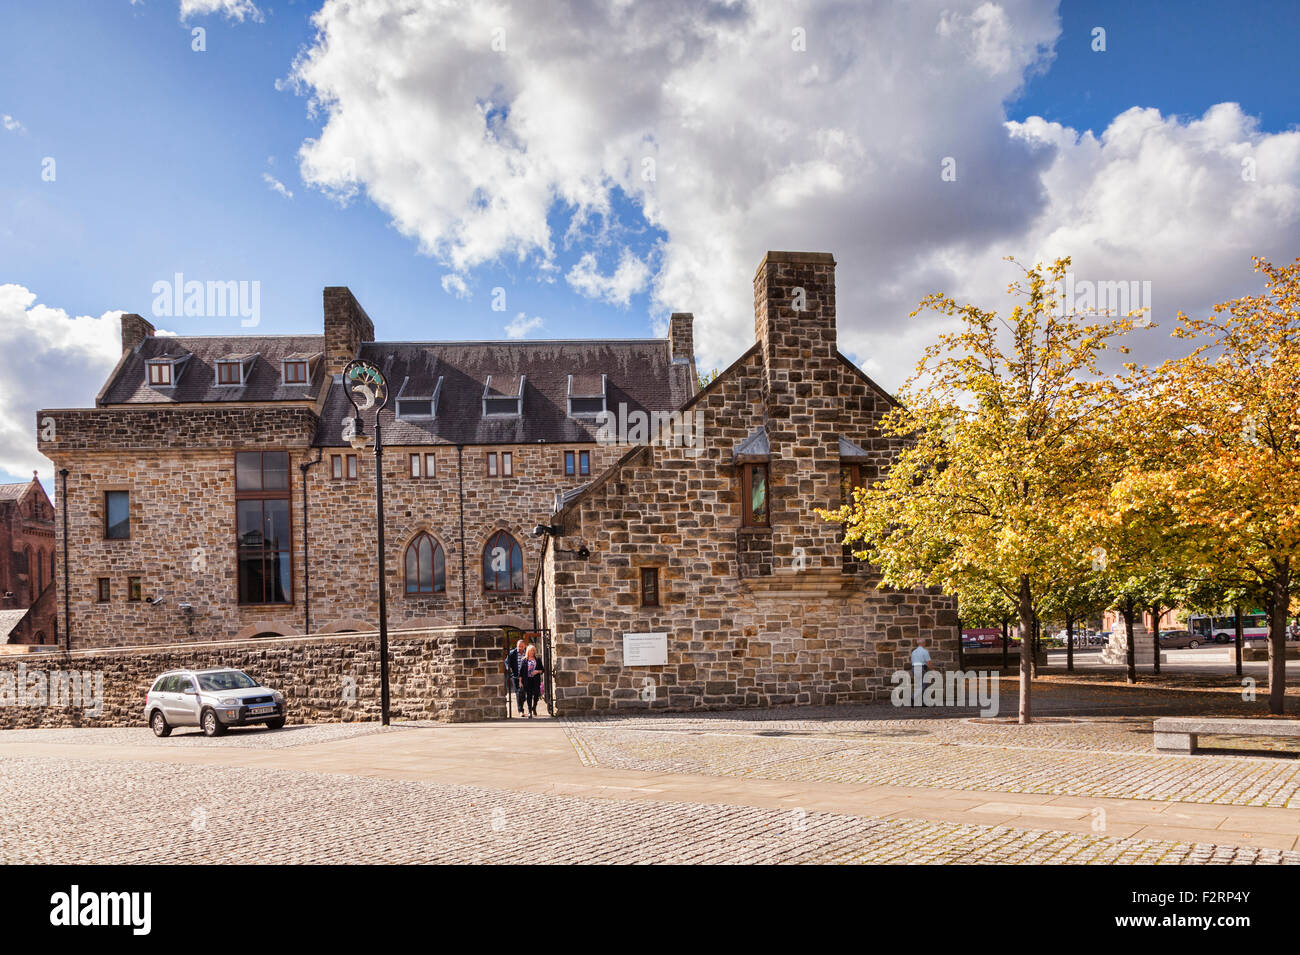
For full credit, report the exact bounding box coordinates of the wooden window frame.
[579,450,590,476]
[234,451,294,607]
[409,453,422,478]
[740,463,771,528]
[403,532,446,594]
[283,361,308,385]
[331,455,343,480]
[640,567,660,607]
[216,361,242,385]
[147,361,172,386]
[501,451,513,477]
[96,578,110,603]
[424,453,436,479]
[127,576,142,602]
[564,451,575,476]
[487,452,498,477]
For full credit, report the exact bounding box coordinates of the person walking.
[522,644,546,718]
[505,639,528,717]
[910,637,931,707]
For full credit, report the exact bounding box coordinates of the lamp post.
[342,359,391,726]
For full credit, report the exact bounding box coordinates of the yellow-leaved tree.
[821,258,1138,723]
[1117,257,1300,713]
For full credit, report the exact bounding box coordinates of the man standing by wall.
[505,639,528,717]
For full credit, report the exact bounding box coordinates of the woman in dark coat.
[522,644,546,718]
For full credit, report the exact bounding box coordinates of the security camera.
[147,596,165,606]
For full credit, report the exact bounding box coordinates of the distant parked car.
[145,668,286,737]
[1158,630,1201,649]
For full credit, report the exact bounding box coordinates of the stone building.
[533,252,957,712]
[0,475,58,645]
[37,289,693,649]
[36,249,956,716]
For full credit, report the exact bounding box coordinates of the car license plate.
[249,705,274,715]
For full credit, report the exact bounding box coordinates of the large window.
[740,463,770,527]
[482,530,524,592]
[104,491,130,539]
[236,451,291,605]
[404,532,446,594]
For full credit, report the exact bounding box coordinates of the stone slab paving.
[560,709,1300,808]
[0,755,1294,865]
[0,722,412,749]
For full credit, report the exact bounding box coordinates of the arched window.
[404,532,445,594]
[482,530,524,592]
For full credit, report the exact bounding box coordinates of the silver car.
[146,668,286,737]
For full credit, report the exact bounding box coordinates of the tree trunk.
[1233,605,1243,678]
[1031,615,1041,677]
[1150,601,1161,676]
[1066,612,1075,673]
[1018,576,1034,724]
[1268,564,1291,716]
[1123,600,1137,685]
[1001,617,1009,671]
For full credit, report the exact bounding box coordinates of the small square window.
[216,362,241,385]
[283,361,308,384]
[96,578,110,603]
[424,453,436,478]
[640,567,660,607]
[127,577,142,602]
[148,362,172,386]
[502,452,513,476]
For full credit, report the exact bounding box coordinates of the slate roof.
[99,335,328,405]
[317,339,691,447]
[0,483,31,501]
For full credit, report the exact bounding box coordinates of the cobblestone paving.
[0,755,1294,864]
[0,722,416,749]
[561,710,1300,808]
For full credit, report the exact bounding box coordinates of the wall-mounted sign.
[623,632,668,666]
[573,628,592,645]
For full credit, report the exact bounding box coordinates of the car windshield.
[197,670,259,691]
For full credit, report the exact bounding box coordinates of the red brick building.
[0,475,58,645]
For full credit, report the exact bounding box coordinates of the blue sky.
[2,0,1299,490]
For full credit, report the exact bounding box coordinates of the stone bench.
[1153,716,1300,754]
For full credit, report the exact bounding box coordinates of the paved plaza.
[1,681,1298,864]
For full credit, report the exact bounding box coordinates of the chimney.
[669,311,696,370]
[120,313,155,354]
[751,251,841,575]
[323,287,376,377]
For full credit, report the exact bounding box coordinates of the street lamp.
[342,358,392,727]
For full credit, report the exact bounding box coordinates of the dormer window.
[147,361,173,387]
[482,375,524,417]
[567,373,607,417]
[396,375,442,420]
[214,354,256,387]
[280,352,320,387]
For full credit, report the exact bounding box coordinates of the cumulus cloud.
[504,312,544,338]
[179,0,262,22]
[566,249,652,307]
[287,0,1300,383]
[0,286,123,481]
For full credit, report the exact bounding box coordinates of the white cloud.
[0,286,122,480]
[2,114,24,134]
[441,273,470,299]
[288,0,1300,383]
[504,312,543,338]
[565,249,652,307]
[262,172,294,199]
[179,0,262,22]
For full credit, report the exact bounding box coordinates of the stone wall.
[0,627,506,728]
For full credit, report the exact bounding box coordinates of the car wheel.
[264,718,285,730]
[1189,640,1199,649]
[201,709,226,737]
[150,710,171,738]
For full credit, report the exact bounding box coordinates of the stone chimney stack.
[751,251,842,575]
[323,287,376,377]
[120,313,155,354]
[668,311,696,384]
